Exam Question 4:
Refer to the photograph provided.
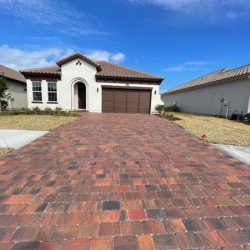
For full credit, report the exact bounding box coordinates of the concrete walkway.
[213,144,250,165]
[0,129,48,149]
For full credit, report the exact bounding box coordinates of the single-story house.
[161,64,250,117]
[0,64,27,109]
[20,53,163,114]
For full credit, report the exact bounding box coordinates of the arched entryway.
[74,82,86,110]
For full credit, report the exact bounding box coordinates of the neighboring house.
[0,64,27,109]
[161,64,250,117]
[20,53,163,114]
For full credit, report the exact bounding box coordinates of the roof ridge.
[161,68,227,94]
[222,63,250,73]
[0,63,19,72]
[0,64,26,83]
[56,53,101,70]
[162,64,250,95]
[21,65,59,71]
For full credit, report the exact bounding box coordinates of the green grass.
[0,115,76,131]
[164,112,250,146]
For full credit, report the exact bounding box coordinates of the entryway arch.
[71,78,88,110]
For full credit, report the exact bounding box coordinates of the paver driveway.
[0,113,249,249]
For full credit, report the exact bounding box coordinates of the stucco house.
[0,64,27,109]
[20,53,163,114]
[162,64,250,117]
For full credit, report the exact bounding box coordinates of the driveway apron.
[0,113,249,249]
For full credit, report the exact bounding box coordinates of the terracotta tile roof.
[20,66,61,76]
[162,64,250,95]
[56,53,101,70]
[96,61,164,82]
[21,53,163,83]
[0,64,26,83]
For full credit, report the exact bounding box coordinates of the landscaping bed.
[163,112,250,146]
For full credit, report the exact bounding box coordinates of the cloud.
[0,45,126,70]
[0,45,74,70]
[123,0,250,19]
[0,0,107,36]
[86,50,126,63]
[164,60,212,72]
[164,66,187,72]
[184,61,213,66]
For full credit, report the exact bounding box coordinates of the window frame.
[47,82,58,102]
[32,81,42,102]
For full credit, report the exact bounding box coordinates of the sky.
[0,0,250,92]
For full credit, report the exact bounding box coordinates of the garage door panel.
[102,88,151,114]
[114,106,126,113]
[127,108,139,113]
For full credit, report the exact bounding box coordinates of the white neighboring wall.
[26,58,163,113]
[162,78,250,116]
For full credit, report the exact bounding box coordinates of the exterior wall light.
[154,90,157,95]
[97,87,99,92]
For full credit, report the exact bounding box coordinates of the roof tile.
[20,53,163,83]
[162,64,250,95]
[0,64,26,83]
[20,66,61,76]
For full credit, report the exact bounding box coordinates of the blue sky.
[0,0,250,92]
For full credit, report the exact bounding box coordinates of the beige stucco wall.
[162,78,250,116]
[5,80,27,109]
[26,57,163,113]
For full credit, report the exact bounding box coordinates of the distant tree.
[0,75,8,111]
[0,75,8,99]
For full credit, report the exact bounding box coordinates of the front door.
[78,84,86,109]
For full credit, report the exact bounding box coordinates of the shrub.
[155,105,165,114]
[32,106,41,114]
[0,108,79,117]
[164,105,181,112]
[245,113,250,119]
[164,114,181,121]
[0,100,8,111]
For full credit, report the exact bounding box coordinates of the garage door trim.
[102,87,152,114]
[102,85,153,90]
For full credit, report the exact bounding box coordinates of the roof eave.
[2,75,26,84]
[20,72,61,80]
[161,74,250,96]
[96,75,163,84]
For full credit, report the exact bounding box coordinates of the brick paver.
[0,113,249,249]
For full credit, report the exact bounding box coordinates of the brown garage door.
[102,88,151,114]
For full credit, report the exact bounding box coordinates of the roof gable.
[0,64,26,83]
[20,53,164,84]
[56,53,101,71]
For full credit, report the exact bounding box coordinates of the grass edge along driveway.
[0,115,77,131]
[165,112,250,146]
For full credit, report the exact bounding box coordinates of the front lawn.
[165,112,250,146]
[0,115,76,131]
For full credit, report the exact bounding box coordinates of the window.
[32,81,42,101]
[48,82,57,102]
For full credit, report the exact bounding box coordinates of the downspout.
[247,76,250,113]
